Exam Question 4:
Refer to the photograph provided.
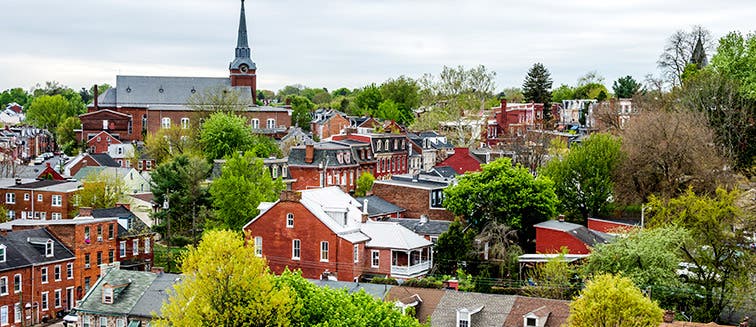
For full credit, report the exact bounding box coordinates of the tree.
[573,72,609,100]
[568,274,664,327]
[354,172,375,197]
[199,112,254,161]
[499,87,525,103]
[434,220,476,274]
[658,26,713,86]
[56,116,82,155]
[276,84,305,101]
[0,87,30,109]
[288,95,315,130]
[540,133,623,223]
[187,85,251,123]
[380,76,420,125]
[354,84,383,115]
[710,31,756,99]
[156,230,297,327]
[151,155,211,242]
[551,84,575,103]
[76,170,128,210]
[524,251,577,300]
[30,81,86,114]
[145,126,199,165]
[647,188,755,322]
[209,151,284,231]
[474,221,522,278]
[615,109,730,204]
[443,158,558,250]
[612,75,642,98]
[373,99,401,122]
[25,95,80,132]
[522,63,553,120]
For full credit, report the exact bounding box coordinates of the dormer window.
[0,244,5,263]
[45,239,54,257]
[456,306,483,327]
[103,287,114,304]
[525,317,537,327]
[102,280,132,305]
[384,140,390,151]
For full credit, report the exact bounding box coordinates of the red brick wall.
[289,166,370,193]
[229,68,257,103]
[586,218,635,234]
[314,114,350,140]
[145,110,291,134]
[535,227,591,254]
[0,267,30,326]
[372,183,454,221]
[86,132,122,154]
[243,200,364,281]
[33,260,76,320]
[1,189,79,220]
[119,235,155,271]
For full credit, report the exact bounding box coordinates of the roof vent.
[125,87,131,93]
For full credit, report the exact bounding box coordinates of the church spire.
[229,0,256,71]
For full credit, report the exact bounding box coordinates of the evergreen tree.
[612,75,642,98]
[522,63,553,121]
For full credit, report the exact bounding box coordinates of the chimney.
[79,207,93,217]
[419,214,428,224]
[285,98,291,106]
[663,310,674,323]
[500,98,507,110]
[14,178,21,185]
[151,267,165,275]
[558,214,565,222]
[361,199,369,223]
[117,203,131,211]
[305,144,315,164]
[93,84,99,110]
[280,190,301,202]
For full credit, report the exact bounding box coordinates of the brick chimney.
[117,203,131,211]
[663,310,674,323]
[93,84,99,110]
[558,214,565,222]
[79,207,93,217]
[305,144,315,164]
[280,190,301,202]
[497,98,508,129]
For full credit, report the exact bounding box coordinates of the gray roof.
[1,178,81,192]
[374,175,450,190]
[353,195,405,217]
[98,76,232,107]
[430,291,516,327]
[91,206,152,238]
[89,153,121,167]
[76,268,158,316]
[288,142,366,168]
[534,220,609,247]
[307,279,393,300]
[0,228,75,272]
[129,273,181,318]
[387,218,452,237]
[428,166,458,179]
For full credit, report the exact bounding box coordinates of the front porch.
[390,248,432,278]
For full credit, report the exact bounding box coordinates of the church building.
[78,0,292,143]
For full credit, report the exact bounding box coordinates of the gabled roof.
[426,166,458,179]
[385,286,445,323]
[0,228,75,272]
[89,153,121,167]
[129,272,181,318]
[353,195,405,217]
[308,279,393,300]
[437,148,482,174]
[91,205,152,238]
[430,291,516,326]
[387,218,451,237]
[36,162,66,181]
[503,296,570,327]
[76,267,158,316]
[534,220,610,247]
[80,109,131,119]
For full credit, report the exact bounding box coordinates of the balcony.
[390,248,432,278]
[391,261,431,278]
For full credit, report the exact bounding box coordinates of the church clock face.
[240,64,249,73]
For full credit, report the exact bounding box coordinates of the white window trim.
[54,289,62,308]
[292,239,300,260]
[254,236,262,257]
[286,213,294,228]
[67,263,73,280]
[41,267,48,284]
[0,305,7,326]
[13,274,20,293]
[54,265,61,281]
[353,245,359,263]
[371,250,380,268]
[133,239,139,256]
[119,241,126,258]
[41,291,48,311]
[51,195,62,207]
[0,277,7,296]
[320,241,329,262]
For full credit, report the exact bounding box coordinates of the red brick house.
[372,174,454,221]
[0,228,76,326]
[91,206,155,271]
[79,0,291,142]
[311,109,350,141]
[36,163,66,181]
[534,219,610,254]
[331,133,409,180]
[85,131,122,154]
[243,187,432,282]
[436,148,482,175]
[63,153,120,177]
[0,179,81,220]
[485,99,545,146]
[287,141,376,193]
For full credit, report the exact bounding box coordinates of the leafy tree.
[380,76,419,125]
[658,26,713,86]
[145,126,199,165]
[0,87,30,109]
[76,170,128,210]
[573,83,609,100]
[434,220,476,274]
[551,84,575,103]
[474,221,522,278]
[647,188,755,322]
[151,155,211,241]
[79,84,111,106]
[276,84,305,101]
[522,63,553,120]
[209,151,283,231]
[56,116,82,155]
[499,87,525,103]
[354,172,375,197]
[710,31,756,99]
[612,75,642,98]
[288,95,315,130]
[540,133,623,223]
[156,230,297,327]
[26,94,80,132]
[30,81,86,113]
[355,83,383,115]
[187,85,251,124]
[199,112,254,161]
[443,158,558,249]
[524,251,577,300]
[568,274,664,327]
[373,99,402,122]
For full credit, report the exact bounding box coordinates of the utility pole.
[163,190,170,271]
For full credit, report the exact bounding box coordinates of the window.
[0,245,5,262]
[51,213,61,220]
[24,193,29,201]
[96,252,102,265]
[119,241,126,258]
[5,211,13,220]
[46,240,54,257]
[84,277,91,292]
[108,224,114,239]
[292,239,300,260]
[371,250,380,268]
[37,194,42,202]
[14,303,20,324]
[286,213,294,228]
[146,160,152,169]
[430,189,445,208]
[5,193,14,204]
[85,254,90,268]
[54,289,61,308]
[525,317,537,327]
[459,319,469,327]
[133,239,139,255]
[13,275,20,293]
[108,250,114,263]
[99,317,107,327]
[144,238,151,254]
[41,267,48,283]
[0,306,6,326]
[41,292,48,311]
[83,316,90,327]
[266,118,276,129]
[51,195,62,207]
[376,140,382,151]
[384,140,389,151]
[0,277,7,295]
[67,263,73,280]
[320,241,329,262]
[54,265,61,281]
[251,119,260,129]
[161,117,171,128]
[254,236,262,257]
[97,225,103,241]
[181,117,190,129]
[84,227,90,241]
[353,245,359,263]
[138,161,143,170]
[116,319,125,327]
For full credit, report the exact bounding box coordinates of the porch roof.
[361,221,432,250]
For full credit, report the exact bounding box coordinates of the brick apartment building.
[244,187,432,282]
[84,131,121,154]
[372,174,455,221]
[0,179,81,220]
[311,109,350,141]
[331,132,409,180]
[484,99,545,146]
[288,141,376,193]
[0,228,76,326]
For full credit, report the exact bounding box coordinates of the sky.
[1,0,755,94]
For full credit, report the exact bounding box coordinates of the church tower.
[229,0,257,103]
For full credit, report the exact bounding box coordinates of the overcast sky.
[1,0,754,94]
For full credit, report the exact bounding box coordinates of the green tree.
[76,170,128,210]
[524,251,577,300]
[710,31,756,98]
[551,84,575,103]
[355,84,383,115]
[647,188,755,322]
[474,221,522,278]
[443,158,558,249]
[56,116,82,155]
[331,87,352,97]
[522,63,553,120]
[26,94,80,132]
[209,151,283,231]
[157,230,297,327]
[380,76,419,125]
[145,126,199,165]
[199,112,254,161]
[276,84,305,101]
[0,87,30,109]
[568,274,664,327]
[540,133,623,223]
[151,155,211,242]
[499,87,525,103]
[374,99,402,122]
[354,172,375,197]
[612,75,642,98]
[187,85,251,124]
[434,220,476,274]
[288,95,315,130]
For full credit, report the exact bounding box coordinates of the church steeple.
[229,0,256,71]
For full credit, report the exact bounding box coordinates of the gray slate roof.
[429,166,458,179]
[534,220,609,247]
[387,218,451,237]
[89,153,121,167]
[308,279,393,300]
[129,273,181,318]
[76,268,160,316]
[0,228,75,272]
[430,291,516,327]
[353,195,405,217]
[99,76,233,107]
[289,142,362,168]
